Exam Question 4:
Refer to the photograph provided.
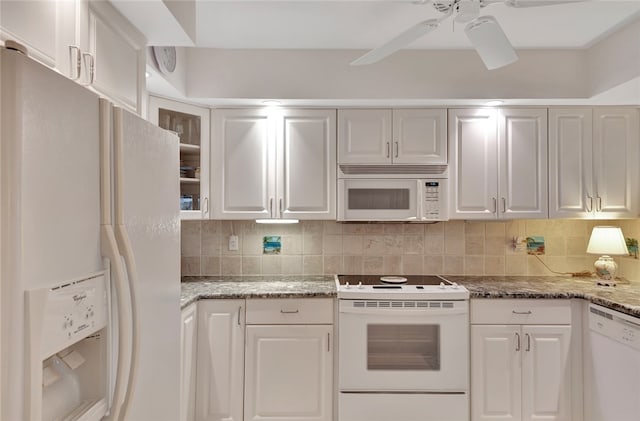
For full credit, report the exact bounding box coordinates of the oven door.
[338,299,469,392]
[337,179,419,221]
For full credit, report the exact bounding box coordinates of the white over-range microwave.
[337,165,449,222]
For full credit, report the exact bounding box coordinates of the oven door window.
[367,324,440,371]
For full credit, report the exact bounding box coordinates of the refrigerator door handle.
[101,225,133,421]
[114,224,141,421]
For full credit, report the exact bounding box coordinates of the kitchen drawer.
[470,299,571,325]
[245,298,334,325]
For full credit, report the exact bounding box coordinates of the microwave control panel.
[422,179,448,221]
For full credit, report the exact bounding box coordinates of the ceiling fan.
[350,0,585,70]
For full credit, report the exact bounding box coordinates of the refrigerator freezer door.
[112,107,181,420]
[1,48,103,421]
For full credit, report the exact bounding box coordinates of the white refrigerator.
[0,45,181,420]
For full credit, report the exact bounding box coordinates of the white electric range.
[336,274,470,421]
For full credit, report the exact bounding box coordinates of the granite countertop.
[448,275,640,318]
[180,275,640,318]
[180,275,337,308]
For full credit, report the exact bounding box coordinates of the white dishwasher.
[585,303,640,421]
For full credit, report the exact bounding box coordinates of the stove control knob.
[345,282,350,289]
[358,282,364,289]
[439,282,446,289]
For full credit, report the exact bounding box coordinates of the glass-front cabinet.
[148,96,210,219]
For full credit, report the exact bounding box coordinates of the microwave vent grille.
[339,164,447,175]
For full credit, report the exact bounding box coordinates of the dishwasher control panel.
[589,304,640,351]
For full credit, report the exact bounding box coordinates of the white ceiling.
[192,0,640,50]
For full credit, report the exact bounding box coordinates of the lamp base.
[594,255,617,287]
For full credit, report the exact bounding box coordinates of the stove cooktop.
[337,275,448,286]
[335,274,470,300]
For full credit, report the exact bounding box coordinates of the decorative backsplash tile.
[180,219,640,280]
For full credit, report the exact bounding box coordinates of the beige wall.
[181,219,640,281]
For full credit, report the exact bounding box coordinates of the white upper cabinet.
[1,0,78,76]
[86,2,145,113]
[449,108,547,220]
[148,96,211,220]
[1,0,145,113]
[212,109,336,220]
[549,108,639,219]
[338,109,447,165]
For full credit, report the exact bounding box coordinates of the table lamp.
[586,226,628,286]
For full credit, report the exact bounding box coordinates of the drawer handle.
[512,310,532,315]
[280,309,299,314]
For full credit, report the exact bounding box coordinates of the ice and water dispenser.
[26,274,110,421]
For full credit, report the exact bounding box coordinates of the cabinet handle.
[515,332,521,352]
[512,310,532,315]
[586,196,593,212]
[502,197,506,213]
[394,141,399,158]
[327,333,331,352]
[525,333,531,352]
[280,309,299,314]
[69,46,82,80]
[82,52,95,85]
[492,197,497,214]
[386,142,390,158]
[597,196,602,212]
[279,198,283,217]
[237,306,242,326]
[202,197,209,215]
[269,198,274,217]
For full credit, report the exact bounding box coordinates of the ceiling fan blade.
[503,0,586,8]
[465,16,518,70]
[350,18,440,66]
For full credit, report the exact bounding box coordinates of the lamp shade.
[586,226,628,255]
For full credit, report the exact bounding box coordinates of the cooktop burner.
[335,274,469,300]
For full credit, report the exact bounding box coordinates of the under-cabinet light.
[255,219,299,224]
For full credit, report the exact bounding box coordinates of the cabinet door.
[471,325,522,421]
[0,0,80,77]
[86,2,144,113]
[278,110,336,220]
[449,109,498,219]
[393,109,447,164]
[148,96,211,220]
[338,109,392,164]
[244,325,333,421]
[521,326,572,421]
[498,109,548,219]
[181,303,198,421]
[548,109,593,218]
[195,300,245,421]
[593,108,639,219]
[212,109,274,219]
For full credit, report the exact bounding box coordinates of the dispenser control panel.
[27,273,108,359]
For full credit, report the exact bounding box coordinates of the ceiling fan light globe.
[455,0,480,23]
[465,16,519,70]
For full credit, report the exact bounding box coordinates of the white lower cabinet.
[471,300,573,421]
[181,303,198,421]
[244,325,333,421]
[195,300,245,421]
[194,298,333,421]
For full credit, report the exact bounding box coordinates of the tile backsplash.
[181,219,640,280]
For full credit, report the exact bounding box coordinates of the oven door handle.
[339,306,468,316]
